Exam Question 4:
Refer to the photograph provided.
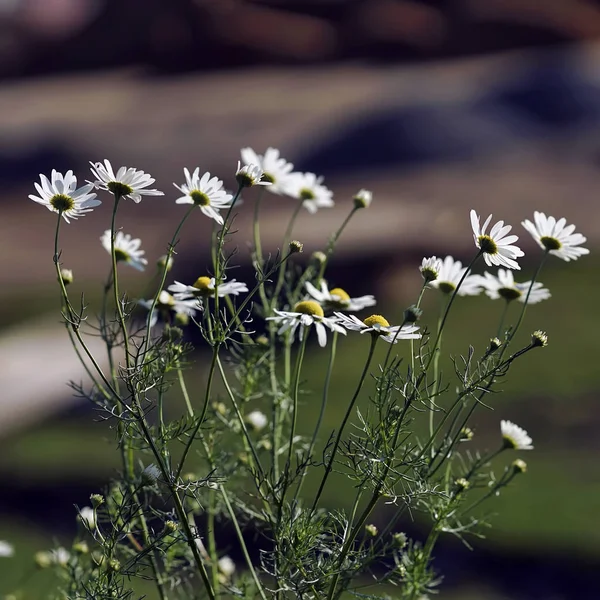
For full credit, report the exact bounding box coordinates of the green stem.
[424,251,481,373]
[429,295,448,449]
[311,335,378,513]
[283,332,308,497]
[53,214,119,399]
[316,206,359,284]
[142,205,196,359]
[252,188,270,311]
[220,486,269,600]
[497,300,511,339]
[293,330,338,503]
[507,250,549,343]
[272,199,304,308]
[176,345,220,479]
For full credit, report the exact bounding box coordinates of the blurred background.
[1,0,600,598]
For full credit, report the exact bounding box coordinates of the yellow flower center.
[478,235,498,255]
[114,248,130,263]
[329,288,350,302]
[192,276,214,297]
[50,194,74,212]
[363,314,390,328]
[498,287,521,302]
[294,300,324,318]
[299,188,315,201]
[437,281,455,294]
[190,190,211,206]
[540,236,562,251]
[107,181,133,198]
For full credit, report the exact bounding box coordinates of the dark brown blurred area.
[4,0,600,77]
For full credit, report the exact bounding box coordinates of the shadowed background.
[1,1,599,598]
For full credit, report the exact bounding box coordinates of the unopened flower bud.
[107,558,121,573]
[164,520,178,533]
[162,324,183,343]
[289,240,303,254]
[512,458,527,474]
[213,402,227,416]
[353,189,372,209]
[218,555,236,578]
[73,541,89,555]
[454,478,470,493]
[34,551,53,569]
[255,335,269,346]
[403,305,422,324]
[531,330,548,348]
[246,410,268,432]
[365,524,378,537]
[174,312,190,327]
[488,337,502,352]
[459,427,474,441]
[157,254,174,272]
[90,493,104,508]
[393,532,408,549]
[60,268,73,286]
[312,251,326,265]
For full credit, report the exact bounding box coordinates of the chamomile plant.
[21,149,588,600]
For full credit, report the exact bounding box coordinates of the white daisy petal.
[470,209,524,270]
[480,270,550,304]
[284,172,334,212]
[334,312,421,343]
[89,160,163,202]
[239,147,295,194]
[304,281,376,312]
[428,256,483,296]
[501,420,533,450]
[521,211,589,262]
[101,230,148,271]
[30,170,101,223]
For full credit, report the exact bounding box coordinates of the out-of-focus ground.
[2,1,600,598]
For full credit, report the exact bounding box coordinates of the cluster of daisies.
[29,148,589,352]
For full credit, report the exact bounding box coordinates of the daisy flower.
[89,160,163,203]
[139,291,199,328]
[266,301,346,347]
[100,230,147,271]
[174,168,233,225]
[420,256,443,283]
[428,256,483,296]
[285,172,334,213]
[480,269,550,304]
[0,541,14,558]
[521,211,589,262]
[334,313,421,344]
[235,162,272,188]
[168,276,248,299]
[305,281,376,312]
[470,210,524,270]
[240,147,295,194]
[29,170,100,223]
[501,420,533,450]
